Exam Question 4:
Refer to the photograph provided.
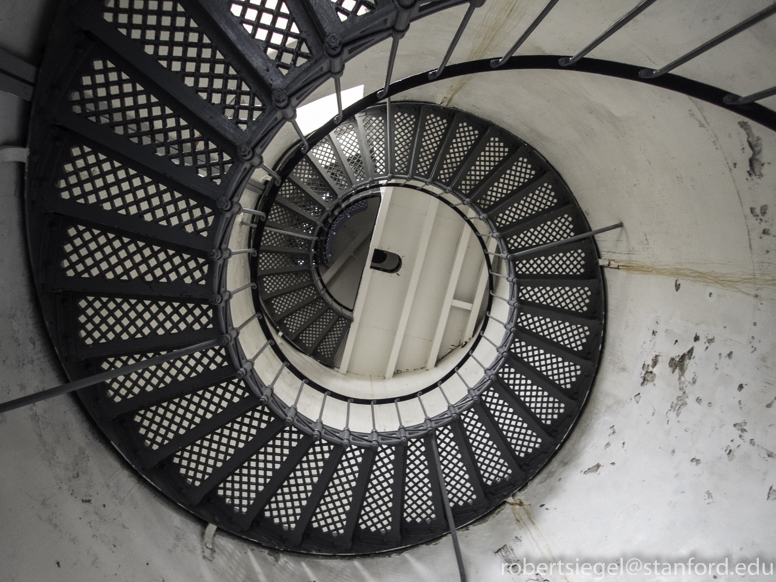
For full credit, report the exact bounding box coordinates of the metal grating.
[358,446,395,533]
[76,297,212,345]
[310,445,365,535]
[329,0,376,21]
[61,224,209,284]
[100,346,228,403]
[228,0,311,72]
[257,251,308,272]
[511,339,581,390]
[516,312,591,352]
[264,440,333,530]
[297,309,335,351]
[267,204,316,233]
[173,407,273,487]
[402,438,436,525]
[134,378,249,450]
[316,317,349,360]
[279,181,324,217]
[436,425,476,507]
[218,426,303,513]
[392,110,418,174]
[436,121,480,184]
[519,285,593,313]
[269,285,317,315]
[461,408,512,486]
[495,182,557,228]
[291,158,335,201]
[363,114,386,175]
[310,139,350,191]
[477,157,536,210]
[58,145,214,236]
[333,122,366,182]
[506,213,575,251]
[514,248,586,276]
[260,229,310,251]
[102,0,264,130]
[259,270,312,295]
[481,389,541,457]
[69,58,231,182]
[415,113,448,176]
[282,298,325,335]
[499,363,565,424]
[458,136,510,195]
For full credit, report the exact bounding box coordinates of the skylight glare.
[295,85,365,134]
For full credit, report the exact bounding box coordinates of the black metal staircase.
[22,0,776,561]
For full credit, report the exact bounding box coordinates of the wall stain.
[603,259,776,297]
[505,498,570,582]
[440,1,530,107]
[739,121,764,178]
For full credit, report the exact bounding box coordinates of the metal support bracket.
[0,146,29,164]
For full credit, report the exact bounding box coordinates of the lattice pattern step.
[279,181,325,217]
[264,440,334,530]
[102,0,264,130]
[458,136,510,195]
[516,311,591,352]
[173,407,273,487]
[333,122,367,182]
[402,438,436,525]
[70,58,231,182]
[436,425,477,507]
[77,297,212,345]
[329,0,376,21]
[511,338,581,390]
[481,389,542,457]
[415,113,448,176]
[506,213,574,251]
[499,363,565,424]
[100,346,228,403]
[310,139,350,191]
[58,145,214,236]
[61,224,209,284]
[259,270,311,296]
[461,408,512,486]
[518,284,593,313]
[514,248,586,276]
[363,114,386,175]
[392,110,418,174]
[478,157,536,210]
[358,446,395,533]
[436,121,480,184]
[291,159,336,202]
[218,426,304,514]
[134,379,249,450]
[494,182,557,228]
[310,446,365,536]
[228,0,311,72]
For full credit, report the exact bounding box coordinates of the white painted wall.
[1,0,774,580]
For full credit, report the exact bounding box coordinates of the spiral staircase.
[4,0,776,575]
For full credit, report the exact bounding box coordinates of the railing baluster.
[378,32,403,99]
[559,0,659,67]
[507,222,622,260]
[0,338,224,414]
[639,4,776,79]
[429,0,485,80]
[724,85,776,106]
[491,0,560,69]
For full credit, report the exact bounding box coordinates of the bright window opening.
[295,85,365,135]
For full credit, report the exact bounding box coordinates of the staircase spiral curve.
[23,0,609,555]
